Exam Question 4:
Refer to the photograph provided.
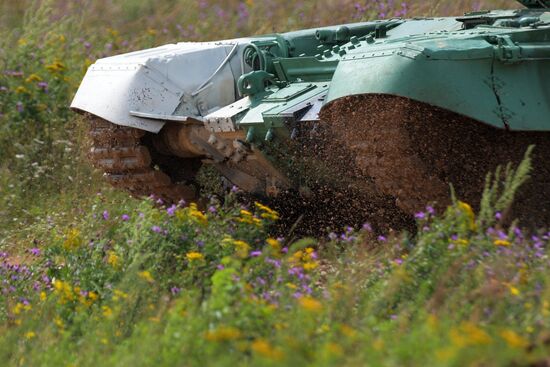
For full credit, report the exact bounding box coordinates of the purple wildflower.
[250,250,262,257]
[415,212,426,220]
[37,81,48,91]
[151,225,162,233]
[377,235,387,242]
[362,222,372,232]
[102,210,109,220]
[121,214,130,221]
[170,287,181,295]
[166,204,177,216]
[29,248,41,256]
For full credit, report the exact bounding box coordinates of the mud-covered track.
[88,117,199,203]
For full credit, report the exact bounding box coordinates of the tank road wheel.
[320,94,550,227]
[88,117,202,204]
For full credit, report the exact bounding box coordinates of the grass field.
[1,1,549,366]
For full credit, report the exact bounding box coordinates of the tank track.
[88,117,199,204]
[320,94,550,227]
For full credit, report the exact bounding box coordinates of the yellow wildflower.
[113,289,128,301]
[147,28,158,36]
[452,238,469,246]
[500,329,528,348]
[18,38,28,46]
[450,322,491,347]
[45,60,66,73]
[63,228,83,250]
[15,86,30,94]
[251,339,283,360]
[494,239,511,247]
[340,324,357,338]
[102,305,113,318]
[138,271,154,283]
[205,326,242,342]
[25,331,36,340]
[255,202,280,221]
[189,203,208,225]
[54,316,64,329]
[240,209,253,216]
[186,251,204,261]
[88,291,99,302]
[107,251,120,268]
[25,74,42,83]
[303,262,318,271]
[40,291,47,302]
[266,238,280,251]
[326,342,343,355]
[457,201,477,231]
[233,240,250,258]
[508,285,520,296]
[299,297,323,313]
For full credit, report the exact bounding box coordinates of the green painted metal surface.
[233,3,550,135]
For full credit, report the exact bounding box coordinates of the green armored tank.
[72,0,550,228]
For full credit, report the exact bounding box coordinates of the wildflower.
[251,339,283,360]
[15,86,30,94]
[457,201,476,231]
[102,305,113,318]
[250,250,262,257]
[170,287,181,295]
[54,316,64,329]
[255,202,279,221]
[29,248,41,256]
[102,210,109,220]
[500,329,528,348]
[415,211,426,220]
[204,326,242,342]
[25,331,36,340]
[233,240,250,258]
[18,38,28,46]
[186,252,204,261]
[378,235,387,242]
[190,209,208,225]
[121,214,130,221]
[507,284,521,296]
[138,271,154,283]
[40,291,47,301]
[113,289,128,301]
[107,251,120,268]
[151,225,162,233]
[494,239,511,247]
[45,60,66,73]
[166,204,177,216]
[299,297,323,312]
[266,238,281,252]
[63,228,83,250]
[25,74,42,83]
[362,222,372,232]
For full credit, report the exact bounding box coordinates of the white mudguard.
[71,39,251,133]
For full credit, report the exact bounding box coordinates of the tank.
[72,0,550,228]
